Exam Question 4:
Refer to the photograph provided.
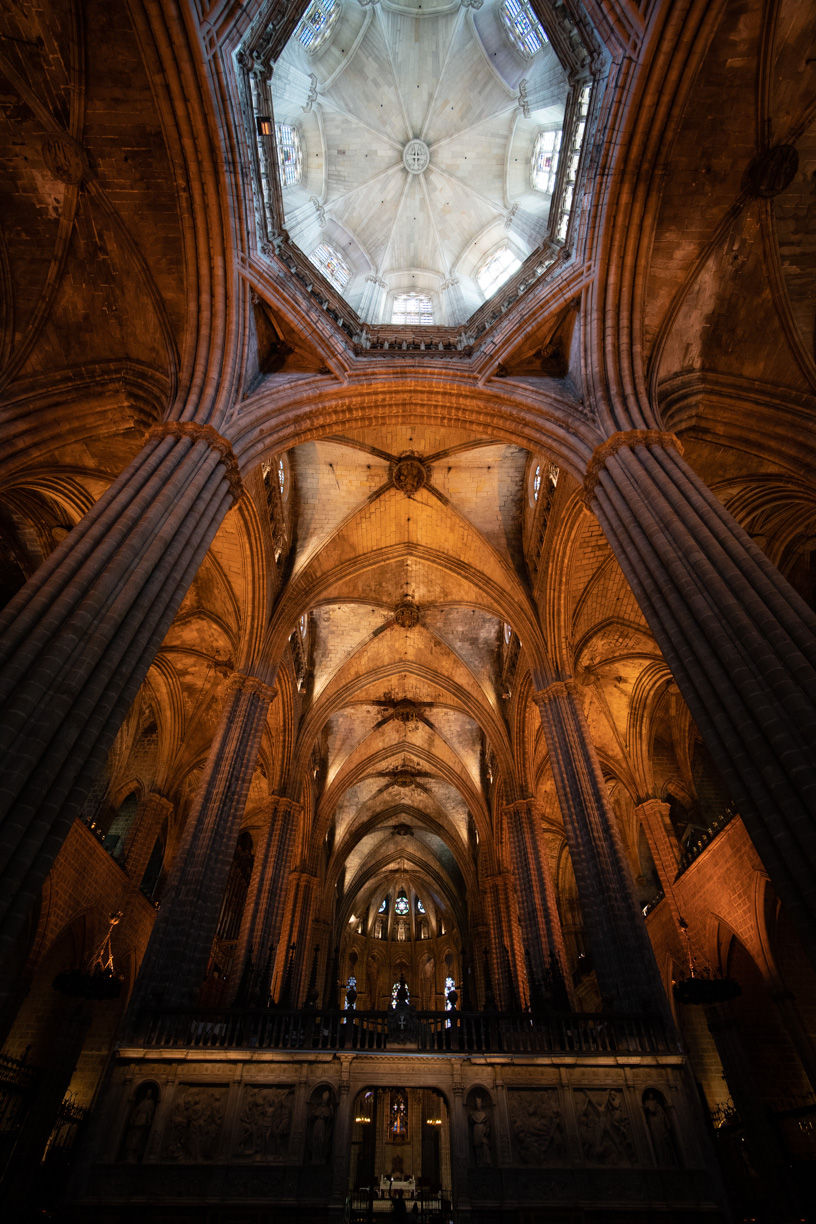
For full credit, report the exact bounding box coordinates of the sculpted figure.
[469,1096,492,1166]
[643,1090,680,1166]
[121,1084,157,1162]
[309,1089,335,1164]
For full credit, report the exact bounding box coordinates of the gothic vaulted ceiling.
[271,0,569,323]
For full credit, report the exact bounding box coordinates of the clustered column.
[231,794,303,1003]
[482,869,528,1009]
[586,430,816,961]
[123,792,174,889]
[0,422,241,962]
[128,671,274,1014]
[271,870,319,1006]
[503,798,574,1007]
[534,681,670,1016]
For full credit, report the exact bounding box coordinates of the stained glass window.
[445,976,456,1009]
[278,457,285,491]
[477,247,521,298]
[299,613,308,637]
[294,0,340,54]
[378,897,388,913]
[501,0,547,58]
[394,892,409,916]
[345,975,357,1010]
[310,241,350,291]
[275,124,302,187]
[416,897,425,914]
[391,980,410,1007]
[390,1091,408,1138]
[531,129,562,194]
[391,293,434,325]
[533,464,541,500]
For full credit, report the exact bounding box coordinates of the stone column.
[503,798,574,1007]
[358,274,387,324]
[441,277,467,326]
[586,431,816,962]
[128,672,274,1013]
[506,206,546,250]
[123,793,174,888]
[483,869,527,1009]
[518,58,568,116]
[634,798,687,942]
[271,870,319,1005]
[533,681,670,1016]
[0,423,241,963]
[231,795,302,1002]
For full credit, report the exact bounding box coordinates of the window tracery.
[275,124,302,187]
[477,247,521,298]
[554,86,591,242]
[500,0,547,58]
[310,241,351,291]
[391,293,434,325]
[394,891,409,916]
[531,129,561,194]
[294,0,340,54]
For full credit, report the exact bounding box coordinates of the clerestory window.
[391,293,434,325]
[501,0,547,58]
[477,247,522,298]
[531,129,562,194]
[310,240,350,291]
[554,85,591,242]
[294,0,340,54]
[275,124,302,188]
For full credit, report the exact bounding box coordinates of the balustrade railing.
[676,806,737,876]
[134,1007,668,1055]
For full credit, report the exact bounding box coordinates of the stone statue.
[309,1089,335,1164]
[121,1084,157,1162]
[469,1096,492,1166]
[642,1090,680,1166]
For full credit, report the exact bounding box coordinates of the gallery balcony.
[131,1006,671,1058]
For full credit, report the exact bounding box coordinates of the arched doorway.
[349,1087,451,1219]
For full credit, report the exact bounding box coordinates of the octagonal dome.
[270,0,573,326]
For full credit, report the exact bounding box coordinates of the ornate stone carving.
[467,1092,493,1167]
[746,144,799,198]
[41,134,87,184]
[394,599,420,628]
[582,430,683,507]
[393,698,422,723]
[642,1089,681,1166]
[162,1086,226,1162]
[531,679,580,709]
[235,1086,292,1160]
[302,72,318,113]
[577,1089,636,1165]
[509,1090,565,1164]
[391,452,428,495]
[226,672,276,703]
[146,421,244,504]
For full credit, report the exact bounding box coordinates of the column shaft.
[635,799,686,939]
[588,434,816,959]
[535,682,670,1016]
[272,870,318,1005]
[123,793,174,888]
[128,672,273,1011]
[504,798,573,1006]
[0,427,240,960]
[231,795,302,1001]
[483,870,527,1009]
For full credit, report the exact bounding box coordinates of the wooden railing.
[133,1008,669,1056]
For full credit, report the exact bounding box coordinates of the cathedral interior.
[0,0,815,1220]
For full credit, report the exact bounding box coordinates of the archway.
[349,1086,451,1219]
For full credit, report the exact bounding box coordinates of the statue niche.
[307,1086,336,1164]
[465,1088,494,1167]
[642,1089,681,1166]
[120,1081,158,1162]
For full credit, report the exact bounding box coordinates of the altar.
[378,1174,416,1198]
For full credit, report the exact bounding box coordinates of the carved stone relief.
[235,1086,293,1160]
[162,1085,227,1162]
[508,1089,565,1164]
[576,1089,636,1165]
[391,453,428,496]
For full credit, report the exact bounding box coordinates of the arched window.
[294,0,340,54]
[278,456,286,492]
[416,897,425,914]
[344,975,357,1010]
[531,129,562,193]
[477,247,521,298]
[310,241,350,291]
[391,980,410,1007]
[391,293,434,325]
[533,463,541,500]
[378,897,388,913]
[299,613,308,637]
[394,891,409,916]
[500,0,547,58]
[275,124,302,187]
[503,622,512,644]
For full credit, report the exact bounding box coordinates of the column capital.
[225,672,276,702]
[146,420,243,504]
[531,678,580,708]
[583,430,683,506]
[501,797,542,820]
[634,797,672,818]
